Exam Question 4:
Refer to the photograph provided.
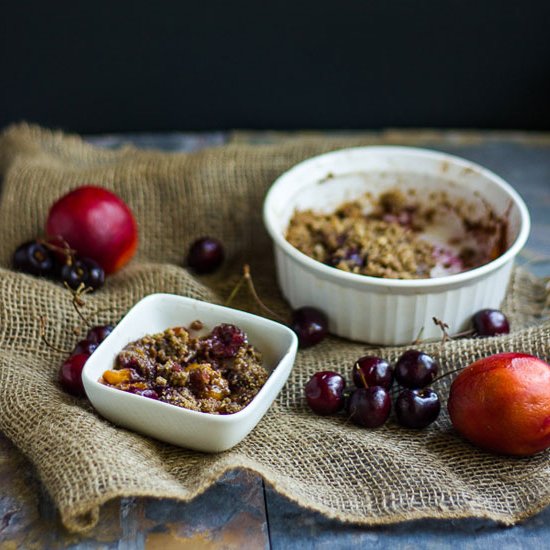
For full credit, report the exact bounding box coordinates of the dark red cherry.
[12,241,55,277]
[352,356,393,390]
[86,324,114,344]
[187,237,225,274]
[58,353,88,397]
[83,258,105,290]
[395,388,441,429]
[291,306,329,348]
[348,387,391,428]
[472,309,510,337]
[395,350,438,389]
[72,339,98,357]
[304,371,346,415]
[61,257,105,291]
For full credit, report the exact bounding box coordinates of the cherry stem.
[242,264,287,323]
[453,328,475,338]
[412,325,425,345]
[38,235,76,262]
[65,282,95,327]
[432,317,451,343]
[429,365,466,386]
[38,316,72,354]
[431,317,475,342]
[354,364,369,389]
[224,275,245,307]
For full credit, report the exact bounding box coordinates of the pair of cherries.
[13,239,105,291]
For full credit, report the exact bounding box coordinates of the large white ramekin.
[263,147,530,345]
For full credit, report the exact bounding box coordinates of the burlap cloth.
[0,124,548,533]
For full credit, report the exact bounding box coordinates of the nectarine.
[448,352,550,456]
[46,186,138,274]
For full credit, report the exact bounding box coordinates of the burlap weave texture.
[0,124,548,532]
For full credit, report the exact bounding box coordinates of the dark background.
[1,1,549,133]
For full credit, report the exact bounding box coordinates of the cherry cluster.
[305,350,441,430]
[13,238,105,291]
[304,307,512,428]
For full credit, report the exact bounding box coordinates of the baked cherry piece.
[187,237,225,274]
[352,356,393,390]
[395,350,438,389]
[472,309,510,337]
[58,353,88,396]
[395,388,441,429]
[61,257,105,291]
[128,387,159,399]
[291,306,329,348]
[304,371,346,415]
[72,339,98,357]
[348,387,391,428]
[86,324,114,344]
[12,241,55,277]
[329,248,364,269]
[207,324,246,358]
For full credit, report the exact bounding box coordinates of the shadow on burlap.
[0,124,548,533]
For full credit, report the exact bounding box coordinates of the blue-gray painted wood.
[265,487,550,550]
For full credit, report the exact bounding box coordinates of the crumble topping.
[286,188,507,279]
[100,324,268,414]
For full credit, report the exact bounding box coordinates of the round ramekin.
[263,146,530,345]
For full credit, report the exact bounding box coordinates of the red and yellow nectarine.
[46,186,138,274]
[448,352,550,456]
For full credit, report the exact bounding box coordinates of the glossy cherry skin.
[86,324,114,343]
[395,388,441,429]
[61,257,105,291]
[187,237,225,274]
[304,371,346,415]
[291,307,329,348]
[128,387,159,399]
[352,356,393,390]
[395,350,438,389]
[472,309,510,337]
[58,353,88,397]
[348,387,391,428]
[72,339,98,357]
[12,241,55,277]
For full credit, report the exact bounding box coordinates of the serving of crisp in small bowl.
[83,294,298,452]
[263,146,530,345]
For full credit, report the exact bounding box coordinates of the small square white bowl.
[82,294,298,452]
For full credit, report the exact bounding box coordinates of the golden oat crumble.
[286,190,436,279]
[100,324,268,414]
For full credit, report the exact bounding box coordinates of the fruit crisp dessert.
[286,188,508,279]
[100,322,268,414]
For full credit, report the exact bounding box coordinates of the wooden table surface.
[1,130,549,549]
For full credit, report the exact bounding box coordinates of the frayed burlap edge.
[61,463,550,533]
